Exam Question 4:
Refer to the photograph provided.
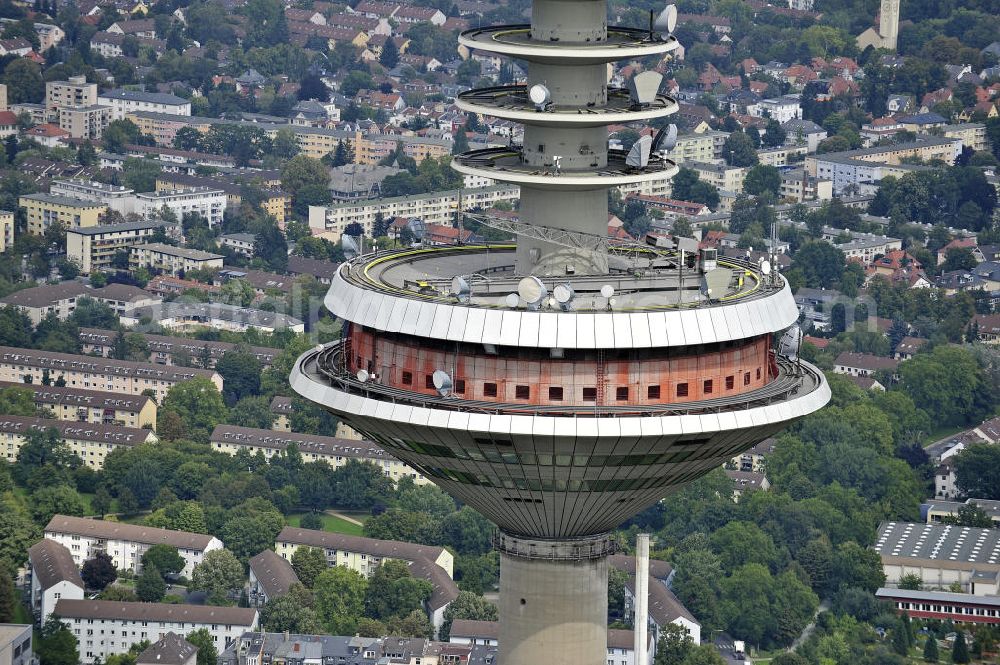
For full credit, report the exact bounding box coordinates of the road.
[790,600,830,651]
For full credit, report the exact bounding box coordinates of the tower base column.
[496,531,615,665]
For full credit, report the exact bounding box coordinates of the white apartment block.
[748,96,803,123]
[209,425,429,485]
[45,77,98,114]
[28,539,85,623]
[45,514,223,577]
[66,220,165,274]
[308,186,519,239]
[135,187,226,227]
[688,161,746,193]
[0,416,157,469]
[58,105,113,140]
[97,89,191,121]
[0,346,222,402]
[0,380,157,429]
[51,180,136,215]
[129,243,224,277]
[54,599,257,665]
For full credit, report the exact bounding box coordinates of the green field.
[286,512,365,536]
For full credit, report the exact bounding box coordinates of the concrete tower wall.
[880,0,900,51]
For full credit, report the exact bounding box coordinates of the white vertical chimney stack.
[635,533,650,665]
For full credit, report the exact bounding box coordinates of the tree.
[364,559,431,621]
[380,37,399,68]
[314,565,367,634]
[3,59,43,103]
[281,154,328,197]
[36,617,78,665]
[794,241,845,289]
[253,225,288,273]
[722,132,759,167]
[654,623,694,665]
[14,426,80,489]
[771,655,809,665]
[298,74,329,102]
[952,631,970,664]
[679,645,725,665]
[291,546,328,588]
[763,119,787,148]
[743,165,782,199]
[136,563,167,602]
[160,377,227,443]
[300,513,323,530]
[892,617,910,655]
[923,635,939,662]
[186,628,218,665]
[261,583,323,633]
[0,571,14,623]
[898,573,923,590]
[30,484,86,525]
[440,591,498,640]
[81,551,117,591]
[190,549,244,604]
[0,510,39,577]
[898,347,993,428]
[215,349,263,405]
[141,545,184,578]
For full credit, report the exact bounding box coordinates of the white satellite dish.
[432,369,453,396]
[653,4,678,35]
[505,293,520,308]
[517,276,547,306]
[778,325,803,362]
[663,124,678,151]
[600,284,615,298]
[356,369,370,383]
[626,135,652,168]
[528,83,551,110]
[760,260,772,276]
[451,276,471,303]
[553,283,574,304]
[627,71,663,106]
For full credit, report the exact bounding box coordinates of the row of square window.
[398,369,762,400]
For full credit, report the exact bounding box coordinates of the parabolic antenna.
[451,276,471,302]
[626,135,653,168]
[600,284,615,298]
[627,71,663,106]
[518,276,548,305]
[760,260,772,276]
[654,4,678,34]
[529,84,551,110]
[778,325,803,362]
[553,283,574,304]
[356,369,370,383]
[505,293,520,308]
[432,369,453,396]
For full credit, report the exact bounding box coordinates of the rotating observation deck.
[458,24,680,63]
[456,86,678,127]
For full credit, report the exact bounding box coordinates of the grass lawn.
[336,510,371,525]
[922,423,968,447]
[286,512,365,536]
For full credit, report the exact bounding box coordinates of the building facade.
[0,416,157,468]
[19,193,107,235]
[66,220,164,274]
[0,380,156,428]
[129,243,224,277]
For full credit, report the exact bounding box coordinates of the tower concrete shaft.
[880,0,900,51]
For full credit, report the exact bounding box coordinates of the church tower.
[880,0,900,52]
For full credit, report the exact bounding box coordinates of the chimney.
[283,631,289,642]
[634,534,650,665]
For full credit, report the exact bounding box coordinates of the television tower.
[290,2,830,664]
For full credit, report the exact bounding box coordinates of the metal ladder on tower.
[595,349,606,407]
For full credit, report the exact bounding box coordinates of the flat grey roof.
[132,243,224,261]
[875,521,1000,565]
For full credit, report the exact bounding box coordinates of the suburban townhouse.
[209,425,428,485]
[44,514,223,577]
[0,346,223,402]
[0,380,157,429]
[0,416,157,468]
[54,600,258,665]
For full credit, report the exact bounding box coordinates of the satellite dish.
[700,268,732,299]
[778,325,803,362]
[760,260,772,276]
[627,71,663,106]
[517,276,547,306]
[356,369,370,383]
[505,293,520,308]
[553,283,574,304]
[432,369,453,396]
[528,84,551,110]
[341,234,359,258]
[600,284,615,298]
[626,135,652,168]
[663,124,678,151]
[451,276,471,303]
[653,4,678,35]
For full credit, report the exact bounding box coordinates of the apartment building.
[45,77,98,115]
[0,282,160,325]
[276,527,452,577]
[66,220,165,273]
[121,302,305,334]
[804,138,962,177]
[779,169,833,203]
[356,133,451,165]
[155,174,290,227]
[758,144,809,167]
[0,210,13,253]
[45,514,223,577]
[308,185,519,239]
[660,130,727,164]
[0,416,157,468]
[941,123,988,152]
[688,160,746,193]
[0,346,222,402]
[51,179,137,214]
[19,193,107,235]
[129,243,224,277]
[0,380,156,428]
[210,425,429,484]
[134,187,227,227]
[0,624,32,665]
[27,539,85,622]
[79,328,278,368]
[247,550,299,608]
[58,105,113,139]
[747,96,802,123]
[55,600,258,665]
[269,396,292,431]
[97,89,191,121]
